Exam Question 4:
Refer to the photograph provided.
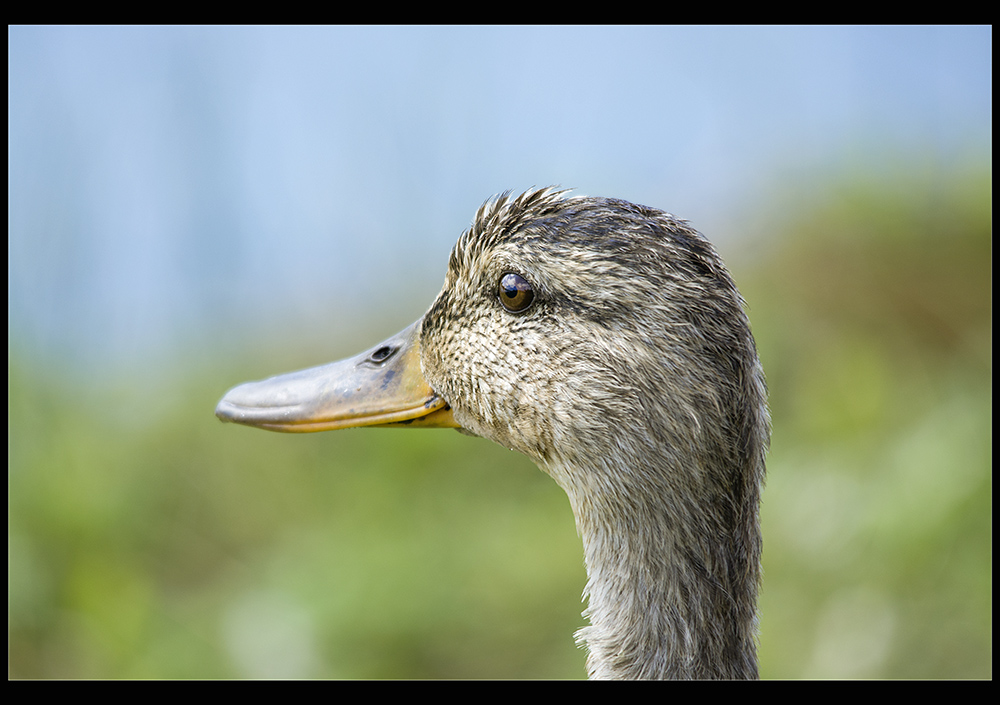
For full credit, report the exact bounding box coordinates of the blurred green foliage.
[9,166,991,678]
[743,164,992,679]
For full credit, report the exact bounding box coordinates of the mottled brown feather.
[421,189,769,679]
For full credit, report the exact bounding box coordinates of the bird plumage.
[217,188,769,679]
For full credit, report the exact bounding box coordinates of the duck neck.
[547,453,760,680]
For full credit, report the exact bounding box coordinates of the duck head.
[216,188,769,679]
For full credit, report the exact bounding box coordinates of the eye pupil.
[498,273,535,313]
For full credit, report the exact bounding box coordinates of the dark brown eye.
[498,272,535,313]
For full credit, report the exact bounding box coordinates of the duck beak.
[215,320,459,432]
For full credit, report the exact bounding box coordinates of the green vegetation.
[9,166,991,678]
[744,164,992,679]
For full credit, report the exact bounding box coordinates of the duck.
[215,188,770,679]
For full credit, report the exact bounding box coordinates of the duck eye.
[498,272,535,313]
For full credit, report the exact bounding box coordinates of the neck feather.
[545,450,761,680]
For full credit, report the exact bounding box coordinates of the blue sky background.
[9,26,991,381]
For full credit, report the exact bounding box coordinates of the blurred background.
[8,26,991,679]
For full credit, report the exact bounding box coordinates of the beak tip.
[214,397,237,423]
